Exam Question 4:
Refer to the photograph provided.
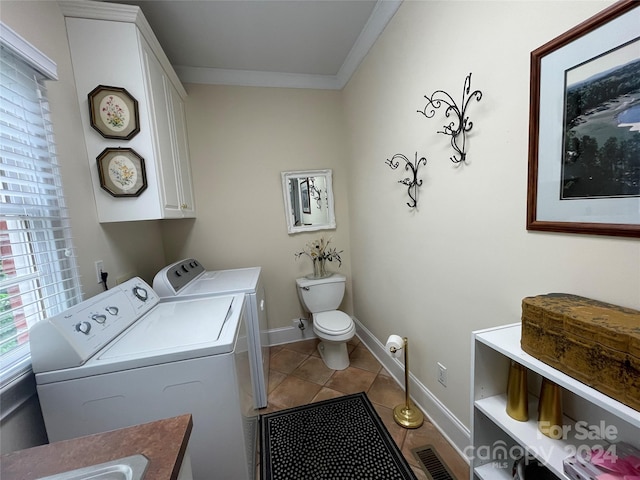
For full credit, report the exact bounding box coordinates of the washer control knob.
[91,314,107,324]
[181,265,189,272]
[75,321,91,334]
[133,285,148,301]
[105,306,119,316]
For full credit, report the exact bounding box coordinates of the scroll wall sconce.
[418,73,482,164]
[385,152,428,208]
[308,177,323,209]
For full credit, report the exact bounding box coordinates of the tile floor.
[260,337,470,480]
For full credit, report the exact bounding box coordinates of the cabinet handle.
[181,203,188,209]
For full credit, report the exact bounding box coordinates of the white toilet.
[296,273,355,370]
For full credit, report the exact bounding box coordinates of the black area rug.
[260,392,417,480]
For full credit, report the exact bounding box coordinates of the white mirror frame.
[281,169,336,234]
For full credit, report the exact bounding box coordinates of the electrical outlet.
[95,260,104,284]
[437,362,447,387]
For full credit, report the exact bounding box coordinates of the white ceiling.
[104,0,402,89]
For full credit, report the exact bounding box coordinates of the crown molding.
[177,0,403,90]
[58,0,141,23]
[335,0,402,88]
[58,0,402,91]
[174,66,341,90]
[58,0,187,98]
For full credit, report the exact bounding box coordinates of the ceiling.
[104,0,402,89]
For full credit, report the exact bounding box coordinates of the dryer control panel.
[153,258,206,296]
[30,278,159,373]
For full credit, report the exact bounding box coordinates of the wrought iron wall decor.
[418,73,482,164]
[385,152,428,208]
[308,177,323,209]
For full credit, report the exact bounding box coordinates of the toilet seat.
[313,311,353,336]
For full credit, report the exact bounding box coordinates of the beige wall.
[2,0,639,454]
[160,85,353,327]
[342,0,640,427]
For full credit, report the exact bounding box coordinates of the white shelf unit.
[471,323,640,480]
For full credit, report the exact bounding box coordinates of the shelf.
[474,393,610,479]
[471,323,639,480]
[474,463,513,480]
[474,324,639,428]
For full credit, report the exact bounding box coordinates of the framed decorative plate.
[96,148,147,197]
[88,85,140,140]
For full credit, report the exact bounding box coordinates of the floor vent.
[412,445,455,480]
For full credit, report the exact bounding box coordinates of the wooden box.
[521,293,640,411]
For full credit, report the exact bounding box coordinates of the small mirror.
[281,169,336,234]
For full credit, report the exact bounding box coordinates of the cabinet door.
[141,41,183,218]
[66,18,165,222]
[169,86,196,217]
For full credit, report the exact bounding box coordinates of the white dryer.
[154,259,269,408]
[30,278,256,480]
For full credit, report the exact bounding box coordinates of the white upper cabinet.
[60,1,195,222]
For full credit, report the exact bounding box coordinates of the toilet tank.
[296,274,346,313]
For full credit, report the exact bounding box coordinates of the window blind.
[0,36,82,387]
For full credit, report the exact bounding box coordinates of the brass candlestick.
[389,337,424,429]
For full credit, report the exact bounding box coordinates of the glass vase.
[313,258,326,278]
[306,258,333,279]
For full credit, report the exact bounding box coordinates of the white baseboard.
[352,317,471,463]
[268,320,317,346]
[265,317,471,463]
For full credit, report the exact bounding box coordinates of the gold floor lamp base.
[393,402,424,429]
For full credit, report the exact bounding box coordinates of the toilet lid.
[314,311,353,335]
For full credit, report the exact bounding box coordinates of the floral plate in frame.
[96,147,147,197]
[88,85,140,140]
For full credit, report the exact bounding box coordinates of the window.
[0,23,82,387]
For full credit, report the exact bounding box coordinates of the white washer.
[153,259,269,409]
[30,278,256,480]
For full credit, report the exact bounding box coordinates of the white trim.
[57,0,141,23]
[265,315,472,462]
[335,0,402,88]
[268,322,318,346]
[175,66,341,90]
[0,370,38,422]
[58,0,187,98]
[351,318,471,463]
[0,22,57,80]
[165,0,401,90]
[57,0,401,91]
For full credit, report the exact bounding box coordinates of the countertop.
[0,414,193,480]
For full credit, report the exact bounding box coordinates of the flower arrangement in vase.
[295,236,342,279]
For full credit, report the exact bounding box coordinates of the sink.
[36,454,149,480]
